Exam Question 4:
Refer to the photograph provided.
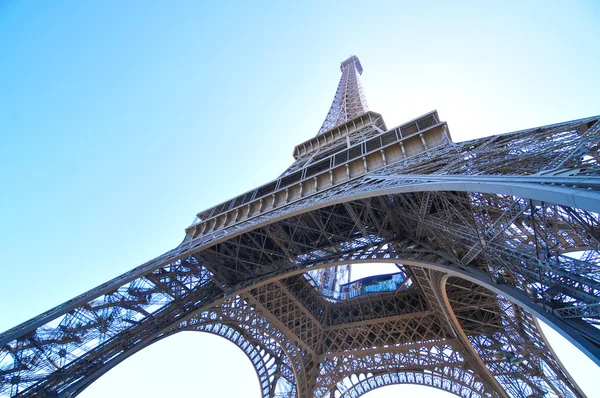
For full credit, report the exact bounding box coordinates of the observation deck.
[185,110,451,242]
[304,271,412,302]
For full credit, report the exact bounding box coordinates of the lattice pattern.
[317,56,368,135]
[249,282,322,355]
[1,57,599,397]
[315,347,491,398]
[445,278,582,397]
[325,289,427,326]
[170,297,307,397]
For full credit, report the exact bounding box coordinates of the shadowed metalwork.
[1,56,599,397]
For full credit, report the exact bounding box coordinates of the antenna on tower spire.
[317,55,369,135]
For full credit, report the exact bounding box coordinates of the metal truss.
[2,57,600,397]
[317,56,368,135]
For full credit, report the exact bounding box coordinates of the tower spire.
[317,55,369,135]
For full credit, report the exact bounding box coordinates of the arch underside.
[443,276,582,397]
[330,372,485,398]
[1,189,596,397]
[158,268,584,398]
[149,297,497,398]
[2,117,600,397]
[171,299,301,398]
[315,345,490,398]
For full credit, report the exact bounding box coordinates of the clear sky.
[1,1,599,397]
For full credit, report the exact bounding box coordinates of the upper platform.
[341,55,363,74]
[185,110,451,241]
[293,111,386,159]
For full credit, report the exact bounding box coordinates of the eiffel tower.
[2,55,600,398]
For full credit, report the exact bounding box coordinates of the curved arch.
[65,302,301,398]
[187,176,600,251]
[298,258,588,398]
[60,246,594,398]
[46,242,600,398]
[230,253,600,368]
[4,182,600,397]
[24,179,594,341]
[180,301,311,395]
[334,371,484,398]
[188,188,600,367]
[189,322,299,397]
[72,330,263,398]
[313,347,491,397]
[188,324,282,398]
[441,275,584,397]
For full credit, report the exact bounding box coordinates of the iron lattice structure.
[2,56,600,398]
[317,55,368,135]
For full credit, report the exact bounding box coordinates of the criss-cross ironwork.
[317,55,368,136]
[1,56,599,397]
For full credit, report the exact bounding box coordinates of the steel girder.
[317,56,368,135]
[2,115,600,397]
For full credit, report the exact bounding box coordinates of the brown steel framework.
[1,55,600,397]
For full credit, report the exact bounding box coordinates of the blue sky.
[1,1,599,397]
